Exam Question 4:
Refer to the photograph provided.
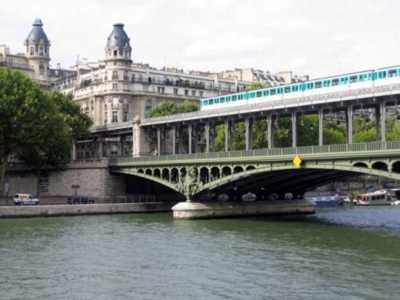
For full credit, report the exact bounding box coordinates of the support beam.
[245,117,252,151]
[171,126,176,155]
[156,127,161,156]
[267,114,272,149]
[346,105,353,144]
[318,109,324,146]
[379,102,386,142]
[188,124,193,154]
[224,120,229,152]
[71,142,77,161]
[291,111,297,148]
[205,122,210,153]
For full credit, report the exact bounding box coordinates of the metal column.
[156,127,161,155]
[291,111,297,148]
[245,117,252,151]
[346,105,353,144]
[188,124,192,154]
[224,120,229,152]
[318,109,324,146]
[205,122,210,153]
[267,114,272,149]
[379,102,386,142]
[171,126,176,155]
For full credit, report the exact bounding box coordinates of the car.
[13,193,40,206]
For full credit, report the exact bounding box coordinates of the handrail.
[109,141,400,164]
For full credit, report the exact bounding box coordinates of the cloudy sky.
[1,0,399,78]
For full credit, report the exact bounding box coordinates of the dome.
[25,18,49,45]
[106,23,131,50]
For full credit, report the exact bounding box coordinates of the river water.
[0,206,400,300]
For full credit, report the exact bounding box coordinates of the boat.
[308,195,344,207]
[13,193,40,206]
[355,190,392,206]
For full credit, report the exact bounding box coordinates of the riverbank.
[0,202,174,218]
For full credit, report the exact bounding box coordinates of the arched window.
[112,71,118,80]
[39,63,45,75]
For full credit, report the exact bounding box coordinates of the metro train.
[200,66,400,111]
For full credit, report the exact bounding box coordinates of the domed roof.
[106,23,131,49]
[25,18,49,45]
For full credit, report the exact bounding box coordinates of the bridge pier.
[346,105,353,144]
[292,112,297,148]
[318,109,324,146]
[172,200,315,219]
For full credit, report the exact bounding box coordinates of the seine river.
[1,206,400,300]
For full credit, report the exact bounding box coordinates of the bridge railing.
[110,141,400,164]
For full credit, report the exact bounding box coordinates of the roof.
[106,23,131,49]
[25,18,49,45]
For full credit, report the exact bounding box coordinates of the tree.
[146,100,199,118]
[0,68,91,196]
[246,82,270,91]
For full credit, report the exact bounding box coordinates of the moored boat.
[355,190,392,206]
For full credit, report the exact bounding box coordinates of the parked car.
[13,193,39,206]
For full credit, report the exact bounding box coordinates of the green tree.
[146,100,199,118]
[0,68,91,196]
[246,82,270,91]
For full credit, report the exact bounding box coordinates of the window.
[104,110,108,124]
[350,75,358,83]
[39,64,45,75]
[199,91,204,97]
[270,89,276,95]
[315,81,322,88]
[112,71,118,80]
[323,80,331,87]
[123,110,128,122]
[307,82,314,89]
[292,85,299,92]
[232,95,237,101]
[185,89,189,96]
[112,111,118,123]
[256,91,262,97]
[263,90,269,96]
[191,90,196,96]
[112,83,118,89]
[238,94,243,100]
[332,78,339,86]
[284,86,291,93]
[30,47,34,55]
[113,50,117,57]
[174,88,178,95]
[220,97,225,103]
[123,71,128,81]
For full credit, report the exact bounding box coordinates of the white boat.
[355,190,392,206]
[13,193,40,206]
[391,200,400,206]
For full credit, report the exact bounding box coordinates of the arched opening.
[392,161,400,173]
[353,162,368,168]
[145,169,152,176]
[171,168,179,183]
[200,167,209,184]
[372,161,388,171]
[211,167,220,180]
[138,169,144,174]
[154,169,161,178]
[180,168,187,179]
[222,166,232,177]
[162,169,170,181]
[246,165,256,171]
[233,166,244,174]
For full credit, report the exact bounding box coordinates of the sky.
[1,0,400,78]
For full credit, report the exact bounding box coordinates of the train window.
[300,83,306,91]
[284,86,291,93]
[340,77,349,84]
[332,78,339,86]
[220,97,225,103]
[249,92,256,98]
[256,91,262,97]
[263,90,269,96]
[315,81,322,88]
[277,88,283,94]
[358,74,367,81]
[232,95,237,101]
[270,89,276,95]
[350,75,357,83]
[209,99,214,105]
[378,71,387,79]
[238,94,243,100]
[226,96,231,102]
[292,85,299,92]
[203,100,208,106]
[307,82,314,89]
[389,69,397,77]
[323,80,331,87]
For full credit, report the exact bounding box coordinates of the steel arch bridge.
[110,141,400,201]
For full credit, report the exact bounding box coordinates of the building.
[0,18,74,87]
[217,68,309,86]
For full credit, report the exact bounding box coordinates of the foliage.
[146,100,199,118]
[246,82,270,91]
[0,68,91,195]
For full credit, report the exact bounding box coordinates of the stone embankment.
[0,202,173,218]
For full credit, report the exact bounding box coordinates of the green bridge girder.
[110,141,400,200]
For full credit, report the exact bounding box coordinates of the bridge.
[106,82,400,218]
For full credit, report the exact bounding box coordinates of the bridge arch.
[353,162,368,168]
[372,161,388,171]
[392,161,400,173]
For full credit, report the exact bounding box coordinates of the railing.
[110,141,400,164]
